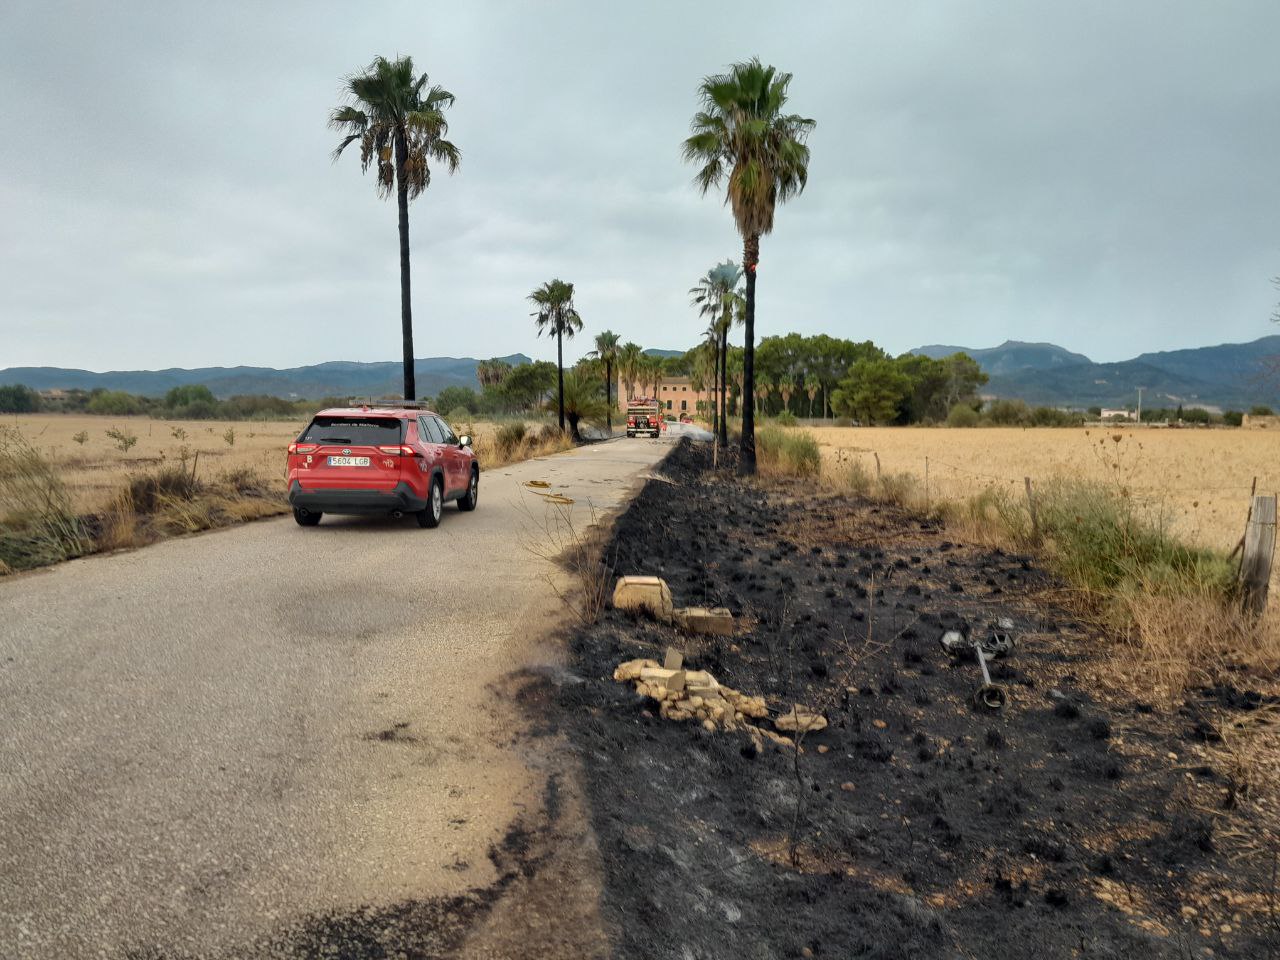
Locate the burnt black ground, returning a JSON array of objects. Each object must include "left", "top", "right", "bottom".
[{"left": 562, "top": 440, "right": 1280, "bottom": 960}]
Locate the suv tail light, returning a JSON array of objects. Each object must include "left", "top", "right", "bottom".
[
  {"left": 289, "top": 443, "right": 317, "bottom": 455},
  {"left": 379, "top": 445, "right": 422, "bottom": 457}
]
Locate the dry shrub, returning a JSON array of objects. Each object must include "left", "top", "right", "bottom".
[
  {"left": 495, "top": 422, "right": 528, "bottom": 459},
  {"left": 126, "top": 464, "right": 201, "bottom": 513},
  {"left": 0, "top": 426, "right": 88, "bottom": 571},
  {"left": 152, "top": 494, "right": 217, "bottom": 535},
  {"left": 98, "top": 490, "right": 141, "bottom": 551},
  {"left": 521, "top": 498, "right": 614, "bottom": 626},
  {"left": 1111, "top": 580, "right": 1279, "bottom": 704},
  {"left": 471, "top": 422, "right": 573, "bottom": 470},
  {"left": 877, "top": 471, "right": 918, "bottom": 507}
]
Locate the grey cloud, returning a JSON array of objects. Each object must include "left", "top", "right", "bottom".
[{"left": 2, "top": 1, "right": 1278, "bottom": 371}]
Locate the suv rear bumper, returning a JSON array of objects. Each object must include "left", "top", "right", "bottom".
[{"left": 288, "top": 481, "right": 428, "bottom": 515}]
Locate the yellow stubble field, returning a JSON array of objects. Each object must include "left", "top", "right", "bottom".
[
  {"left": 809, "top": 424, "right": 1280, "bottom": 555},
  {"left": 3, "top": 413, "right": 531, "bottom": 515}
]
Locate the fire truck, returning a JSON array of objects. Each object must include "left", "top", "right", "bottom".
[{"left": 625, "top": 398, "right": 662, "bottom": 438}]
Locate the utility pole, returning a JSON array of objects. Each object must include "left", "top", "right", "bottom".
[{"left": 1136, "top": 386, "right": 1143, "bottom": 424}]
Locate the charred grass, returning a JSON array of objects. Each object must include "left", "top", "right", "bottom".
[{"left": 562, "top": 440, "right": 1280, "bottom": 959}]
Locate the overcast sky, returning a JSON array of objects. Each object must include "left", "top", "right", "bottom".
[{"left": 3, "top": 1, "right": 1278, "bottom": 372}]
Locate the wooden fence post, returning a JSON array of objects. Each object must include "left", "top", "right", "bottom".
[
  {"left": 1024, "top": 477, "right": 1040, "bottom": 543},
  {"left": 924, "top": 456, "right": 930, "bottom": 512},
  {"left": 1240, "top": 494, "right": 1277, "bottom": 616},
  {"left": 873, "top": 452, "right": 881, "bottom": 481}
]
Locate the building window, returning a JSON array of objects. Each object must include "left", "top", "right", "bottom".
[
  {"left": 666, "top": 400, "right": 673, "bottom": 410},
  {"left": 681, "top": 400, "right": 687, "bottom": 411}
]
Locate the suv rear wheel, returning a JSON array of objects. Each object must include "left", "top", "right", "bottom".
[
  {"left": 293, "top": 508, "right": 321, "bottom": 527},
  {"left": 458, "top": 468, "right": 479, "bottom": 511},
  {"left": 417, "top": 477, "right": 443, "bottom": 528}
]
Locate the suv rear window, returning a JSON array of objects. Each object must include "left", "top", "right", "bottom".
[{"left": 300, "top": 416, "right": 404, "bottom": 446}]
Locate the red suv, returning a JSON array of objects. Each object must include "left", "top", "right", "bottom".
[{"left": 287, "top": 404, "right": 479, "bottom": 528}]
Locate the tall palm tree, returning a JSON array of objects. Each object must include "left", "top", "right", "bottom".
[
  {"left": 700, "top": 322, "right": 721, "bottom": 436},
  {"left": 756, "top": 378, "right": 773, "bottom": 416},
  {"left": 779, "top": 375, "right": 795, "bottom": 416},
  {"left": 528, "top": 279, "right": 583, "bottom": 432},
  {"left": 691, "top": 342, "right": 716, "bottom": 423},
  {"left": 589, "top": 330, "right": 621, "bottom": 434},
  {"left": 805, "top": 376, "right": 820, "bottom": 418},
  {"left": 330, "top": 55, "right": 461, "bottom": 400},
  {"left": 477, "top": 358, "right": 513, "bottom": 389},
  {"left": 689, "top": 260, "right": 743, "bottom": 449},
  {"left": 683, "top": 57, "right": 814, "bottom": 472},
  {"left": 618, "top": 342, "right": 643, "bottom": 402}
]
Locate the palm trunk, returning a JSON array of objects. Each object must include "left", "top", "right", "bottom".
[
  {"left": 604, "top": 360, "right": 613, "bottom": 433},
  {"left": 718, "top": 326, "right": 729, "bottom": 448},
  {"left": 556, "top": 327, "right": 565, "bottom": 432},
  {"left": 394, "top": 131, "right": 415, "bottom": 400},
  {"left": 740, "top": 235, "right": 759, "bottom": 473}
]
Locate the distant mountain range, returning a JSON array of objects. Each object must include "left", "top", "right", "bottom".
[
  {"left": 911, "top": 336, "right": 1280, "bottom": 410},
  {"left": 8, "top": 335, "right": 1277, "bottom": 410},
  {"left": 0, "top": 355, "right": 531, "bottom": 400}
]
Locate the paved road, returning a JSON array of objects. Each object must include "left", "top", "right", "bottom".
[{"left": 0, "top": 437, "right": 671, "bottom": 959}]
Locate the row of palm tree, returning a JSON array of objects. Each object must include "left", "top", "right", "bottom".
[
  {"left": 682, "top": 58, "right": 815, "bottom": 473},
  {"left": 689, "top": 261, "right": 742, "bottom": 448},
  {"left": 329, "top": 53, "right": 814, "bottom": 462}
]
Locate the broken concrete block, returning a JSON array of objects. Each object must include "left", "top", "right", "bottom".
[
  {"left": 674, "top": 606, "right": 735, "bottom": 636},
  {"left": 612, "top": 576, "right": 674, "bottom": 622},
  {"left": 774, "top": 706, "right": 828, "bottom": 734},
  {"left": 613, "top": 658, "right": 659, "bottom": 682},
  {"left": 663, "top": 647, "right": 684, "bottom": 670}
]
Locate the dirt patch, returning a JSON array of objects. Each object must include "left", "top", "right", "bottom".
[{"left": 561, "top": 440, "right": 1280, "bottom": 959}]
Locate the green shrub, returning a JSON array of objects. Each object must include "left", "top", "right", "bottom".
[
  {"left": 1222, "top": 410, "right": 1243, "bottom": 427},
  {"left": 1034, "top": 480, "right": 1234, "bottom": 597},
  {"left": 983, "top": 398, "right": 1030, "bottom": 426},
  {"left": 1249, "top": 405, "right": 1274, "bottom": 417},
  {"left": 946, "top": 404, "right": 980, "bottom": 428},
  {"left": 1029, "top": 406, "right": 1081, "bottom": 427},
  {"left": 757, "top": 426, "right": 821, "bottom": 477},
  {"left": 87, "top": 390, "right": 144, "bottom": 416},
  {"left": 447, "top": 406, "right": 471, "bottom": 427},
  {"left": 105, "top": 426, "right": 138, "bottom": 453},
  {"left": 0, "top": 384, "right": 41, "bottom": 413},
  {"left": 773, "top": 410, "right": 798, "bottom": 427}
]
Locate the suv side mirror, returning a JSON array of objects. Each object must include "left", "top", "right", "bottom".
[{"left": 459, "top": 435, "right": 471, "bottom": 448}]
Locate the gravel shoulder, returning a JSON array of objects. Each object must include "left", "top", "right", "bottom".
[{"left": 0, "top": 437, "right": 668, "bottom": 959}]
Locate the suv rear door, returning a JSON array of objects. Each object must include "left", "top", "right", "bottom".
[
  {"left": 297, "top": 416, "right": 406, "bottom": 490},
  {"left": 430, "top": 416, "right": 467, "bottom": 494}
]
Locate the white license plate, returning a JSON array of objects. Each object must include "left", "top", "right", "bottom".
[{"left": 327, "top": 456, "right": 370, "bottom": 467}]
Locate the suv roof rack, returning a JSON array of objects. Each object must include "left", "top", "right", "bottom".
[{"left": 358, "top": 400, "right": 432, "bottom": 410}]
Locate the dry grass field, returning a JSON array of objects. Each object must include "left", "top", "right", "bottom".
[
  {"left": 2, "top": 413, "right": 569, "bottom": 515},
  {"left": 809, "top": 424, "right": 1280, "bottom": 556},
  {"left": 4, "top": 414, "right": 305, "bottom": 514}
]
